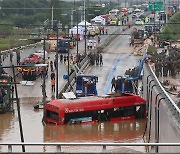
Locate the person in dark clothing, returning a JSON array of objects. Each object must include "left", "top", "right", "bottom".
[
  {"left": 99, "top": 54, "right": 103, "bottom": 66},
  {"left": 10, "top": 52, "right": 13, "bottom": 63},
  {"left": 41, "top": 84, "right": 47, "bottom": 97},
  {"left": 45, "top": 66, "right": 48, "bottom": 78},
  {"left": 40, "top": 69, "right": 44, "bottom": 79},
  {"left": 50, "top": 61, "right": 53, "bottom": 72},
  {"left": 96, "top": 54, "right": 99, "bottom": 65},
  {"left": 51, "top": 79, "right": 55, "bottom": 92},
  {"left": 64, "top": 55, "right": 67, "bottom": 64},
  {"left": 16, "top": 51, "right": 21, "bottom": 65},
  {"left": 70, "top": 54, "right": 73, "bottom": 61},
  {"left": 54, "top": 58, "right": 57, "bottom": 69},
  {"left": 111, "top": 77, "right": 116, "bottom": 92},
  {"left": 51, "top": 71, "right": 55, "bottom": 80},
  {"left": 60, "top": 54, "right": 63, "bottom": 63},
  {"left": 66, "top": 55, "right": 69, "bottom": 62},
  {"left": 98, "top": 35, "right": 100, "bottom": 44},
  {"left": 102, "top": 27, "right": 104, "bottom": 35}
]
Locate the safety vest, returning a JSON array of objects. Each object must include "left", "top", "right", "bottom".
[
  {"left": 118, "top": 21, "right": 121, "bottom": 26},
  {"left": 18, "top": 67, "right": 22, "bottom": 72},
  {"left": 51, "top": 79, "right": 55, "bottom": 86},
  {"left": 145, "top": 17, "right": 149, "bottom": 23},
  {"left": 141, "top": 21, "right": 145, "bottom": 27}
]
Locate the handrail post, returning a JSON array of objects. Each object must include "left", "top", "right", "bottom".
[
  {"left": 156, "top": 97, "right": 165, "bottom": 153},
  {"left": 57, "top": 145, "right": 61, "bottom": 152},
  {"left": 8, "top": 145, "right": 12, "bottom": 153},
  {"left": 102, "top": 145, "right": 106, "bottom": 151}
]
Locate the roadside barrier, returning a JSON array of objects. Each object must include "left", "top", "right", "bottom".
[
  {"left": 58, "top": 55, "right": 90, "bottom": 98},
  {"left": 142, "top": 45, "right": 180, "bottom": 153},
  {"left": 2, "top": 142, "right": 180, "bottom": 153}
]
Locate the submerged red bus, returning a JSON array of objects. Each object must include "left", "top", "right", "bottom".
[{"left": 45, "top": 93, "right": 146, "bottom": 125}]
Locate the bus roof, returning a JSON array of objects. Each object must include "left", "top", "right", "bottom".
[{"left": 46, "top": 93, "right": 146, "bottom": 113}]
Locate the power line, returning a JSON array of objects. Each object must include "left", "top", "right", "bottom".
[
  {"left": 0, "top": 32, "right": 180, "bottom": 37},
  {"left": 0, "top": 22, "right": 180, "bottom": 27}
]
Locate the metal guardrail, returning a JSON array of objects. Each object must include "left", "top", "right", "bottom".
[
  {"left": 144, "top": 63, "right": 180, "bottom": 121},
  {"left": 58, "top": 55, "right": 90, "bottom": 98},
  {"left": 148, "top": 65, "right": 180, "bottom": 114},
  {"left": 143, "top": 60, "right": 180, "bottom": 153},
  {"left": 2, "top": 142, "right": 180, "bottom": 153}
]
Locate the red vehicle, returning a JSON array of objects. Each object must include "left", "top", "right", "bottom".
[
  {"left": 45, "top": 93, "right": 146, "bottom": 125},
  {"left": 121, "top": 8, "right": 127, "bottom": 16},
  {"left": 18, "top": 54, "right": 44, "bottom": 81}
]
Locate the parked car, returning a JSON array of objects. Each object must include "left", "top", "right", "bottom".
[
  {"left": 127, "top": 8, "right": 134, "bottom": 14},
  {"left": 87, "top": 40, "right": 97, "bottom": 49},
  {"left": 34, "top": 50, "right": 48, "bottom": 59},
  {"left": 135, "top": 19, "right": 142, "bottom": 25},
  {"left": 132, "top": 13, "right": 141, "bottom": 18}
]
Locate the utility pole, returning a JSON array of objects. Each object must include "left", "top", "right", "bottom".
[
  {"left": 85, "top": 8, "right": 87, "bottom": 55},
  {"left": 67, "top": 47, "right": 70, "bottom": 90},
  {"left": 42, "top": 37, "right": 47, "bottom": 127},
  {"left": 12, "top": 65, "right": 25, "bottom": 152},
  {"left": 51, "top": 6, "right": 54, "bottom": 30},
  {"left": 118, "top": 0, "right": 120, "bottom": 10},
  {"left": 43, "top": 38, "right": 46, "bottom": 99},
  {"left": 56, "top": 27, "right": 59, "bottom": 98},
  {"left": 153, "top": 1, "right": 156, "bottom": 37},
  {"left": 76, "top": 10, "right": 79, "bottom": 64},
  {"left": 83, "top": 0, "right": 85, "bottom": 21}
]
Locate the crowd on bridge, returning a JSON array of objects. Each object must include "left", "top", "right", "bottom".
[
  {"left": 149, "top": 46, "right": 180, "bottom": 78},
  {"left": 88, "top": 52, "right": 103, "bottom": 66}
]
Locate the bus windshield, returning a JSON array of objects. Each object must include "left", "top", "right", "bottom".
[{"left": 46, "top": 110, "right": 59, "bottom": 121}]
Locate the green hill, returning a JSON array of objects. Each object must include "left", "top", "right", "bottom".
[{"left": 159, "top": 11, "right": 180, "bottom": 40}]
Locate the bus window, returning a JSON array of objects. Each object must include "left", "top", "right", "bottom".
[
  {"left": 123, "top": 106, "right": 135, "bottom": 117},
  {"left": 64, "top": 110, "right": 98, "bottom": 124},
  {"left": 135, "top": 105, "right": 145, "bottom": 118},
  {"left": 46, "top": 110, "right": 59, "bottom": 121}
]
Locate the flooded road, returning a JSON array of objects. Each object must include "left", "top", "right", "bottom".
[
  {"left": 0, "top": 98, "right": 146, "bottom": 153},
  {"left": 0, "top": 25, "right": 147, "bottom": 152}
]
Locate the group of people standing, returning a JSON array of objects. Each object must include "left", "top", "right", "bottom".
[
  {"left": 88, "top": 52, "right": 103, "bottom": 66},
  {"left": 150, "top": 47, "right": 180, "bottom": 78}
]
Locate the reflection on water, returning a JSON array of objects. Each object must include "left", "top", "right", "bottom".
[
  {"left": 44, "top": 120, "right": 146, "bottom": 142},
  {"left": 0, "top": 113, "right": 14, "bottom": 141},
  {"left": 0, "top": 97, "right": 146, "bottom": 152}
]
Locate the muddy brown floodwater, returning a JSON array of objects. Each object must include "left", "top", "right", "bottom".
[{"left": 0, "top": 98, "right": 146, "bottom": 153}]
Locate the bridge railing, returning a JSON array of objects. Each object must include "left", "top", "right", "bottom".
[
  {"left": 1, "top": 142, "right": 180, "bottom": 153},
  {"left": 142, "top": 62, "right": 180, "bottom": 153}
]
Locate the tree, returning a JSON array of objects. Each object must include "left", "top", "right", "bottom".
[
  {"left": 0, "top": 20, "right": 13, "bottom": 38},
  {"left": 159, "top": 11, "right": 180, "bottom": 40},
  {"left": 0, "top": 0, "right": 48, "bottom": 26}
]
